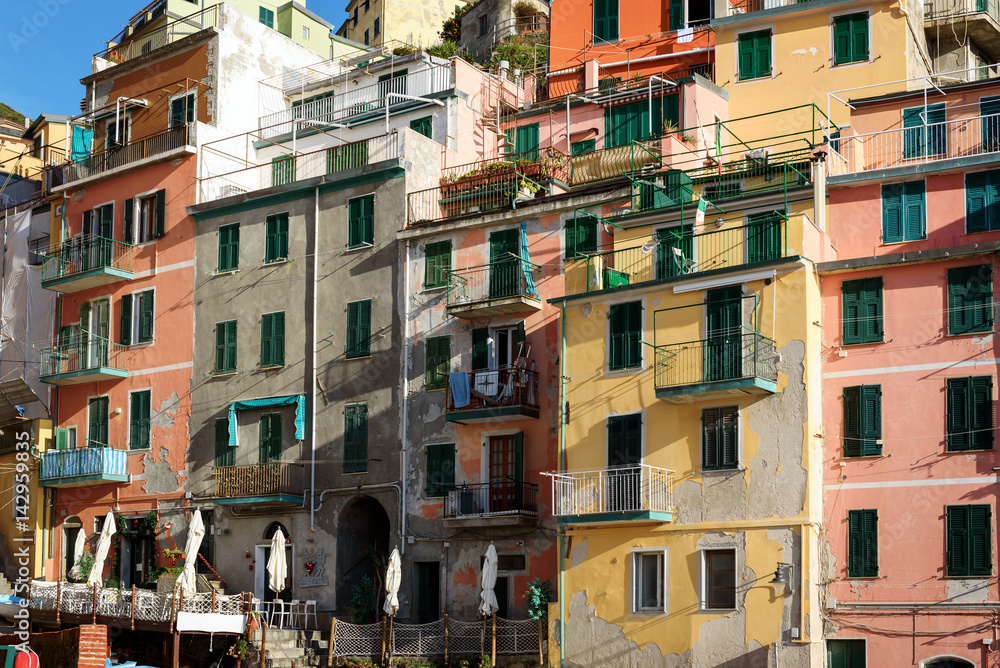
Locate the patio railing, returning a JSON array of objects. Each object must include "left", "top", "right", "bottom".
[
  {"left": 653, "top": 331, "right": 778, "bottom": 390},
  {"left": 549, "top": 465, "right": 674, "bottom": 516}
]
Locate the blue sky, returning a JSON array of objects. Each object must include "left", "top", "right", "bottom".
[{"left": 0, "top": 0, "right": 347, "bottom": 122}]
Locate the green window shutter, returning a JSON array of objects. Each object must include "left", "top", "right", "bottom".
[
  {"left": 966, "top": 172, "right": 992, "bottom": 232},
  {"left": 426, "top": 336, "right": 450, "bottom": 390},
  {"left": 833, "top": 15, "right": 851, "bottom": 65},
  {"left": 259, "top": 413, "right": 282, "bottom": 463},
  {"left": 703, "top": 407, "right": 738, "bottom": 470},
  {"left": 261, "top": 312, "right": 285, "bottom": 367},
  {"left": 138, "top": 290, "right": 154, "bottom": 343},
  {"left": 272, "top": 156, "right": 295, "bottom": 186},
  {"left": 971, "top": 376, "right": 994, "bottom": 450},
  {"left": 594, "top": 0, "right": 618, "bottom": 42},
  {"left": 663, "top": 93, "right": 680, "bottom": 129},
  {"left": 344, "top": 404, "right": 369, "bottom": 473},
  {"left": 738, "top": 31, "right": 771, "bottom": 80},
  {"left": 847, "top": 509, "right": 878, "bottom": 577},
  {"left": 410, "top": 116, "right": 433, "bottom": 139},
  {"left": 720, "top": 406, "right": 738, "bottom": 468},
  {"left": 361, "top": 196, "right": 374, "bottom": 246},
  {"left": 348, "top": 195, "right": 375, "bottom": 248},
  {"left": 154, "top": 189, "right": 166, "bottom": 238},
  {"left": 120, "top": 294, "right": 133, "bottom": 346},
  {"left": 265, "top": 214, "right": 288, "bottom": 262},
  {"left": 328, "top": 141, "right": 369, "bottom": 173},
  {"left": 214, "top": 419, "right": 234, "bottom": 467},
  {"left": 834, "top": 13, "right": 868, "bottom": 65},
  {"left": 607, "top": 301, "right": 642, "bottom": 370},
  {"left": 566, "top": 216, "right": 597, "bottom": 258},
  {"left": 902, "top": 181, "right": 926, "bottom": 240},
  {"left": 571, "top": 139, "right": 595, "bottom": 156},
  {"left": 949, "top": 265, "right": 994, "bottom": 335},
  {"left": 947, "top": 377, "right": 972, "bottom": 451},
  {"left": 904, "top": 104, "right": 947, "bottom": 158},
  {"left": 607, "top": 414, "right": 641, "bottom": 467},
  {"left": 980, "top": 96, "right": 1000, "bottom": 149},
  {"left": 88, "top": 396, "right": 108, "bottom": 448},
  {"left": 745, "top": 211, "right": 782, "bottom": 263},
  {"left": 504, "top": 128, "right": 516, "bottom": 159},
  {"left": 669, "top": 0, "right": 683, "bottom": 30},
  {"left": 842, "top": 385, "right": 861, "bottom": 457},
  {"left": 881, "top": 184, "right": 903, "bottom": 242},
  {"left": 99, "top": 204, "right": 113, "bottom": 238},
  {"left": 123, "top": 198, "right": 134, "bottom": 244},
  {"left": 425, "top": 240, "right": 451, "bottom": 288},
  {"left": 516, "top": 124, "right": 540, "bottom": 161},
  {"left": 754, "top": 31, "right": 771, "bottom": 79},
  {"left": 218, "top": 224, "right": 239, "bottom": 272},
  {"left": 842, "top": 278, "right": 882, "bottom": 344},
  {"left": 970, "top": 504, "right": 993, "bottom": 576},
  {"left": 948, "top": 505, "right": 971, "bottom": 576},
  {"left": 851, "top": 13, "right": 869, "bottom": 62},
  {"left": 216, "top": 321, "right": 237, "bottom": 373},
  {"left": 55, "top": 427, "right": 69, "bottom": 451},
  {"left": 738, "top": 33, "right": 755, "bottom": 81},
  {"left": 471, "top": 327, "right": 489, "bottom": 370},
  {"left": 426, "top": 443, "right": 455, "bottom": 496},
  {"left": 129, "top": 390, "right": 150, "bottom": 450},
  {"left": 347, "top": 300, "right": 372, "bottom": 358},
  {"left": 859, "top": 385, "right": 882, "bottom": 456}
]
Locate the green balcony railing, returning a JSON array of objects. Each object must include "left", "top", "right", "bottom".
[
  {"left": 39, "top": 337, "right": 128, "bottom": 382},
  {"left": 685, "top": 149, "right": 812, "bottom": 204},
  {"left": 447, "top": 258, "right": 540, "bottom": 308},
  {"left": 40, "top": 235, "right": 136, "bottom": 284},
  {"left": 653, "top": 331, "right": 778, "bottom": 390}
]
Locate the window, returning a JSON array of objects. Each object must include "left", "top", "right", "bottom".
[
  {"left": 425, "top": 336, "right": 450, "bottom": 390},
  {"left": 566, "top": 216, "right": 597, "bottom": 259},
  {"left": 833, "top": 12, "right": 869, "bottom": 65},
  {"left": 745, "top": 210, "right": 782, "bottom": 263},
  {"left": 966, "top": 169, "right": 1000, "bottom": 232},
  {"left": 374, "top": 17, "right": 380, "bottom": 36},
  {"left": 259, "top": 413, "right": 282, "bottom": 463},
  {"left": 215, "top": 320, "right": 237, "bottom": 373},
  {"left": 364, "top": 28, "right": 370, "bottom": 45},
  {"left": 881, "top": 181, "right": 925, "bottom": 242},
  {"left": 593, "top": 0, "right": 618, "bottom": 42},
  {"left": 946, "top": 376, "right": 994, "bottom": 451},
  {"left": 604, "top": 99, "right": 666, "bottom": 148},
  {"left": 265, "top": 213, "right": 289, "bottom": 263},
  {"left": 214, "top": 418, "right": 234, "bottom": 467},
  {"left": 272, "top": 155, "right": 296, "bottom": 186},
  {"left": 302, "top": 25, "right": 310, "bottom": 38},
  {"left": 259, "top": 6, "right": 274, "bottom": 27},
  {"left": 424, "top": 240, "right": 451, "bottom": 288},
  {"left": 88, "top": 396, "right": 109, "bottom": 448},
  {"left": 702, "top": 406, "right": 738, "bottom": 470},
  {"left": 632, "top": 551, "right": 666, "bottom": 613},
  {"left": 344, "top": 403, "right": 368, "bottom": 473},
  {"left": 353, "top": 7, "right": 358, "bottom": 25},
  {"left": 327, "top": 141, "right": 368, "bottom": 173},
  {"left": 703, "top": 549, "right": 736, "bottom": 609},
  {"left": 129, "top": 390, "right": 151, "bottom": 450},
  {"left": 737, "top": 30, "right": 771, "bottom": 81},
  {"left": 607, "top": 413, "right": 641, "bottom": 467},
  {"left": 847, "top": 509, "right": 878, "bottom": 577},
  {"left": 364, "top": 0, "right": 370, "bottom": 11},
  {"left": 105, "top": 115, "right": 129, "bottom": 149},
  {"left": 426, "top": 443, "right": 455, "bottom": 496},
  {"left": 504, "top": 123, "right": 540, "bottom": 160},
  {"left": 946, "top": 504, "right": 992, "bottom": 576},
  {"left": 981, "top": 96, "right": 1000, "bottom": 151},
  {"left": 948, "top": 265, "right": 993, "bottom": 335},
  {"left": 260, "top": 312, "right": 285, "bottom": 367},
  {"left": 841, "top": 277, "right": 883, "bottom": 344},
  {"left": 169, "top": 93, "right": 194, "bottom": 128},
  {"left": 348, "top": 194, "right": 375, "bottom": 248},
  {"left": 218, "top": 223, "right": 240, "bottom": 272},
  {"left": 120, "top": 289, "right": 154, "bottom": 346},
  {"left": 479, "top": 15, "right": 488, "bottom": 35},
  {"left": 410, "top": 116, "right": 433, "bottom": 139},
  {"left": 608, "top": 301, "right": 642, "bottom": 370},
  {"left": 346, "top": 300, "right": 372, "bottom": 358},
  {"left": 125, "top": 190, "right": 166, "bottom": 245},
  {"left": 827, "top": 640, "right": 865, "bottom": 668},
  {"left": 571, "top": 139, "right": 595, "bottom": 155},
  {"left": 842, "top": 385, "right": 882, "bottom": 457},
  {"left": 903, "top": 103, "right": 946, "bottom": 158},
  {"left": 32, "top": 136, "right": 42, "bottom": 160}
]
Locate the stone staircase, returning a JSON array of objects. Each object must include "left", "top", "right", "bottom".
[
  {"left": 249, "top": 627, "right": 330, "bottom": 668},
  {"left": 0, "top": 571, "right": 14, "bottom": 596}
]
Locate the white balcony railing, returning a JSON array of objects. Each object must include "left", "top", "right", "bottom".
[
  {"left": 828, "top": 113, "right": 1000, "bottom": 177},
  {"left": 548, "top": 465, "right": 674, "bottom": 517},
  {"left": 257, "top": 65, "right": 455, "bottom": 140}
]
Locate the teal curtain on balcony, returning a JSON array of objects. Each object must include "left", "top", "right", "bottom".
[
  {"left": 519, "top": 222, "right": 536, "bottom": 295},
  {"left": 71, "top": 126, "right": 93, "bottom": 161},
  {"left": 228, "top": 395, "right": 305, "bottom": 446}
]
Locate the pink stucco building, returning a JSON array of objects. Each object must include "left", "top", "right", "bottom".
[{"left": 821, "top": 75, "right": 1000, "bottom": 668}]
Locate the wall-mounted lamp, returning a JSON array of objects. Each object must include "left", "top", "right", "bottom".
[
  {"left": 715, "top": 217, "right": 725, "bottom": 228},
  {"left": 770, "top": 562, "right": 793, "bottom": 593}
]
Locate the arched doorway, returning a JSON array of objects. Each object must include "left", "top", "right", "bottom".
[
  {"left": 255, "top": 522, "right": 293, "bottom": 603},
  {"left": 62, "top": 516, "right": 84, "bottom": 581},
  {"left": 922, "top": 658, "right": 974, "bottom": 668},
  {"left": 336, "top": 496, "right": 391, "bottom": 613}
]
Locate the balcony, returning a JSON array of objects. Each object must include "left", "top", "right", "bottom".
[
  {"left": 654, "top": 331, "right": 778, "bottom": 402},
  {"left": 926, "top": 0, "right": 1000, "bottom": 60},
  {"left": 40, "top": 235, "right": 135, "bottom": 293},
  {"left": 549, "top": 465, "right": 674, "bottom": 524},
  {"left": 445, "top": 259, "right": 541, "bottom": 319},
  {"left": 59, "top": 124, "right": 194, "bottom": 188},
  {"left": 257, "top": 65, "right": 456, "bottom": 140},
  {"left": 725, "top": 0, "right": 819, "bottom": 17},
  {"left": 39, "top": 447, "right": 129, "bottom": 488},
  {"left": 39, "top": 339, "right": 128, "bottom": 386},
  {"left": 444, "top": 481, "right": 539, "bottom": 527},
  {"left": 198, "top": 133, "right": 400, "bottom": 203},
  {"left": 827, "top": 113, "right": 1000, "bottom": 179},
  {"left": 445, "top": 366, "right": 540, "bottom": 423},
  {"left": 95, "top": 4, "right": 219, "bottom": 70},
  {"left": 213, "top": 462, "right": 304, "bottom": 505}
]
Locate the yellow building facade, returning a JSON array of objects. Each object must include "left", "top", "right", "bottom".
[
  {"left": 337, "top": 0, "right": 473, "bottom": 48},
  {"left": 548, "top": 143, "right": 829, "bottom": 666}
]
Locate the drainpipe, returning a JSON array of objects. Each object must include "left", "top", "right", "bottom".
[
  {"left": 399, "top": 238, "right": 412, "bottom": 555},
  {"left": 558, "top": 297, "right": 567, "bottom": 668},
  {"left": 310, "top": 187, "right": 319, "bottom": 532}
]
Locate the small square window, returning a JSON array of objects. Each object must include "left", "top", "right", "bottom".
[
  {"left": 703, "top": 549, "right": 736, "bottom": 609},
  {"left": 632, "top": 551, "right": 666, "bottom": 613}
]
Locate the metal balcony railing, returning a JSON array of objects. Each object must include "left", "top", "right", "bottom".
[
  {"left": 447, "top": 258, "right": 540, "bottom": 307},
  {"left": 198, "top": 133, "right": 400, "bottom": 203},
  {"left": 727, "top": 0, "right": 816, "bottom": 15},
  {"left": 95, "top": 4, "right": 220, "bottom": 67},
  {"left": 827, "top": 113, "right": 1000, "bottom": 177},
  {"left": 445, "top": 366, "right": 540, "bottom": 412},
  {"left": 445, "top": 480, "right": 539, "bottom": 518},
  {"left": 63, "top": 124, "right": 192, "bottom": 184},
  {"left": 40, "top": 447, "right": 127, "bottom": 484},
  {"left": 653, "top": 331, "right": 778, "bottom": 390},
  {"left": 39, "top": 337, "right": 128, "bottom": 379},
  {"left": 549, "top": 465, "right": 674, "bottom": 516},
  {"left": 40, "top": 234, "right": 136, "bottom": 283},
  {"left": 926, "top": 0, "right": 1000, "bottom": 21},
  {"left": 257, "top": 65, "right": 455, "bottom": 139},
  {"left": 213, "top": 462, "right": 304, "bottom": 499}
]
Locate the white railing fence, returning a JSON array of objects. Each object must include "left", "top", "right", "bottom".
[{"left": 549, "top": 465, "right": 675, "bottom": 516}]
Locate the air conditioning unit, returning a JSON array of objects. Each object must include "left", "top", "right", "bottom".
[{"left": 744, "top": 146, "right": 772, "bottom": 167}]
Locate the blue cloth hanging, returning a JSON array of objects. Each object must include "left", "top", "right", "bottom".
[
  {"left": 228, "top": 395, "right": 305, "bottom": 446},
  {"left": 519, "top": 221, "right": 536, "bottom": 295},
  {"left": 71, "top": 125, "right": 93, "bottom": 161},
  {"left": 450, "top": 372, "right": 471, "bottom": 409}
]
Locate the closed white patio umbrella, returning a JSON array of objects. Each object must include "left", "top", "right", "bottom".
[
  {"left": 479, "top": 543, "right": 499, "bottom": 616},
  {"left": 87, "top": 511, "right": 116, "bottom": 587},
  {"left": 176, "top": 510, "right": 205, "bottom": 597},
  {"left": 71, "top": 528, "right": 86, "bottom": 571},
  {"left": 267, "top": 528, "right": 288, "bottom": 594},
  {"left": 383, "top": 548, "right": 401, "bottom": 616}
]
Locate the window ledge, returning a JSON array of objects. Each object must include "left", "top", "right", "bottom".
[
  {"left": 125, "top": 342, "right": 154, "bottom": 349},
  {"left": 210, "top": 370, "right": 237, "bottom": 377},
  {"left": 345, "top": 354, "right": 372, "bottom": 361},
  {"left": 943, "top": 447, "right": 995, "bottom": 454},
  {"left": 830, "top": 59, "right": 872, "bottom": 69},
  {"left": 264, "top": 258, "right": 291, "bottom": 266},
  {"left": 697, "top": 607, "right": 737, "bottom": 615},
  {"left": 423, "top": 285, "right": 448, "bottom": 293},
  {"left": 946, "top": 330, "right": 994, "bottom": 338},
  {"left": 629, "top": 610, "right": 667, "bottom": 617},
  {"left": 344, "top": 243, "right": 376, "bottom": 254},
  {"left": 212, "top": 269, "right": 241, "bottom": 277},
  {"left": 700, "top": 467, "right": 744, "bottom": 476},
  {"left": 127, "top": 448, "right": 151, "bottom": 453},
  {"left": 841, "top": 454, "right": 884, "bottom": 460},
  {"left": 840, "top": 339, "right": 884, "bottom": 347},
  {"left": 342, "top": 471, "right": 369, "bottom": 476},
  {"left": 258, "top": 364, "right": 285, "bottom": 371},
  {"left": 605, "top": 365, "right": 645, "bottom": 378},
  {"left": 425, "top": 386, "right": 446, "bottom": 393}
]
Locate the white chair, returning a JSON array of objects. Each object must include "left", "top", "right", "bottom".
[
  {"left": 672, "top": 247, "right": 697, "bottom": 275},
  {"left": 289, "top": 599, "right": 302, "bottom": 628},
  {"left": 302, "top": 600, "right": 318, "bottom": 630},
  {"left": 270, "top": 598, "right": 291, "bottom": 628}
]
